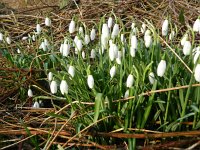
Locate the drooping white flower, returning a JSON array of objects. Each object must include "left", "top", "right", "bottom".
[
  {"left": 44, "top": 38, "right": 50, "bottom": 49},
  {"left": 0, "top": 32, "right": 3, "bottom": 41},
  {"left": 101, "top": 34, "right": 108, "bottom": 52},
  {"left": 121, "top": 34, "right": 125, "bottom": 44},
  {"left": 90, "top": 28, "right": 96, "bottom": 41},
  {"left": 90, "top": 49, "right": 96, "bottom": 58},
  {"left": 50, "top": 80, "right": 58, "bottom": 94},
  {"left": 22, "top": 36, "right": 28, "bottom": 41},
  {"left": 107, "top": 17, "right": 113, "bottom": 28},
  {"left": 36, "top": 24, "right": 42, "bottom": 34},
  {"left": 169, "top": 31, "right": 175, "bottom": 41},
  {"left": 75, "top": 39, "right": 83, "bottom": 52},
  {"left": 116, "top": 51, "right": 122, "bottom": 64},
  {"left": 111, "top": 24, "right": 119, "bottom": 38},
  {"left": 32, "top": 34, "right": 36, "bottom": 41},
  {"left": 68, "top": 65, "right": 75, "bottom": 78},
  {"left": 82, "top": 51, "right": 86, "bottom": 59},
  {"left": 183, "top": 41, "right": 192, "bottom": 56},
  {"left": 84, "top": 34, "right": 90, "bottom": 45},
  {"left": 6, "top": 37, "right": 11, "bottom": 44},
  {"left": 124, "top": 90, "right": 129, "bottom": 98},
  {"left": 87, "top": 75, "right": 94, "bottom": 89},
  {"left": 79, "top": 26, "right": 84, "bottom": 35},
  {"left": 193, "top": 18, "right": 200, "bottom": 32},
  {"left": 62, "top": 43, "right": 70, "bottom": 57},
  {"left": 110, "top": 66, "right": 116, "bottom": 78},
  {"left": 162, "top": 19, "right": 169, "bottom": 36},
  {"left": 28, "top": 88, "right": 33, "bottom": 97},
  {"left": 69, "top": 20, "right": 76, "bottom": 34},
  {"left": 109, "top": 43, "right": 118, "bottom": 61},
  {"left": 60, "top": 80, "right": 68, "bottom": 95},
  {"left": 157, "top": 60, "right": 167, "bottom": 77},
  {"left": 194, "top": 64, "right": 200, "bottom": 82},
  {"left": 181, "top": 34, "right": 188, "bottom": 46},
  {"left": 144, "top": 35, "right": 152, "bottom": 48},
  {"left": 141, "top": 23, "right": 146, "bottom": 34},
  {"left": 33, "top": 101, "right": 40, "bottom": 108},
  {"left": 131, "top": 35, "right": 137, "bottom": 49},
  {"left": 144, "top": 29, "right": 151, "bottom": 37},
  {"left": 45, "top": 17, "right": 51, "bottom": 27},
  {"left": 126, "top": 74, "right": 134, "bottom": 88},
  {"left": 59, "top": 44, "right": 64, "bottom": 53},
  {"left": 148, "top": 72, "right": 155, "bottom": 84},
  {"left": 194, "top": 51, "right": 200, "bottom": 64},
  {"left": 102, "top": 23, "right": 109, "bottom": 38},
  {"left": 39, "top": 42, "right": 47, "bottom": 51},
  {"left": 17, "top": 48, "right": 21, "bottom": 54},
  {"left": 130, "top": 46, "right": 136, "bottom": 57},
  {"left": 48, "top": 72, "right": 53, "bottom": 81}
]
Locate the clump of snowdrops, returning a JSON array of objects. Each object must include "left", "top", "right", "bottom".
[{"left": 1, "top": 14, "right": 200, "bottom": 148}]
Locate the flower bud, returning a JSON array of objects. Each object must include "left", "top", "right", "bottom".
[
  {"left": 79, "top": 26, "right": 84, "bottom": 35},
  {"left": 59, "top": 44, "right": 64, "bottom": 53},
  {"left": 84, "top": 34, "right": 90, "bottom": 45},
  {"left": 87, "top": 75, "right": 94, "bottom": 89},
  {"left": 111, "top": 24, "right": 119, "bottom": 38},
  {"left": 193, "top": 18, "right": 200, "bottom": 32},
  {"left": 162, "top": 19, "right": 169, "bottom": 36},
  {"left": 90, "top": 28, "right": 96, "bottom": 41},
  {"left": 131, "top": 35, "right": 137, "bottom": 49},
  {"left": 32, "top": 34, "right": 36, "bottom": 41},
  {"left": 75, "top": 39, "right": 83, "bottom": 52},
  {"left": 17, "top": 48, "right": 21, "bottom": 54},
  {"left": 126, "top": 74, "right": 134, "bottom": 88},
  {"left": 68, "top": 65, "right": 75, "bottom": 78},
  {"left": 69, "top": 20, "right": 76, "bottom": 34},
  {"left": 102, "top": 23, "right": 109, "bottom": 38},
  {"left": 101, "top": 34, "right": 108, "bottom": 52},
  {"left": 32, "top": 101, "right": 40, "bottom": 108},
  {"left": 109, "top": 43, "right": 118, "bottom": 61},
  {"left": 45, "top": 17, "right": 51, "bottom": 27},
  {"left": 148, "top": 72, "right": 155, "bottom": 84},
  {"left": 141, "top": 23, "right": 146, "bottom": 33},
  {"left": 157, "top": 60, "right": 166, "bottom": 77},
  {"left": 116, "top": 51, "right": 122, "bottom": 64},
  {"left": 130, "top": 46, "right": 136, "bottom": 57},
  {"left": 169, "top": 31, "right": 175, "bottom": 41},
  {"left": 90, "top": 49, "right": 96, "bottom": 58},
  {"left": 144, "top": 35, "right": 152, "bottom": 48},
  {"left": 181, "top": 34, "right": 188, "bottom": 46},
  {"left": 107, "top": 17, "right": 113, "bottom": 28},
  {"left": 124, "top": 90, "right": 129, "bottom": 98},
  {"left": 50, "top": 80, "right": 58, "bottom": 94},
  {"left": 82, "top": 51, "right": 86, "bottom": 59},
  {"left": 6, "top": 37, "right": 11, "bottom": 44},
  {"left": 110, "top": 66, "right": 116, "bottom": 78},
  {"left": 194, "top": 64, "right": 200, "bottom": 82},
  {"left": 48, "top": 72, "right": 53, "bottom": 81},
  {"left": 36, "top": 24, "right": 42, "bottom": 34},
  {"left": 63, "top": 43, "right": 70, "bottom": 57},
  {"left": 183, "top": 41, "right": 191, "bottom": 56},
  {"left": 60, "top": 80, "right": 68, "bottom": 95},
  {"left": 28, "top": 88, "right": 33, "bottom": 97}
]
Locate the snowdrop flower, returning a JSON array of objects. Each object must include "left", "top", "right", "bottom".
[
  {"left": 193, "top": 47, "right": 200, "bottom": 64},
  {"left": 124, "top": 90, "right": 129, "bottom": 98},
  {"left": 116, "top": 51, "right": 122, "bottom": 64},
  {"left": 101, "top": 34, "right": 108, "bottom": 52},
  {"left": 110, "top": 66, "right": 116, "bottom": 78},
  {"left": 130, "top": 46, "right": 136, "bottom": 57},
  {"left": 162, "top": 19, "right": 169, "bottom": 36},
  {"left": 0, "top": 32, "right": 3, "bottom": 41},
  {"left": 82, "top": 51, "right": 86, "bottom": 59},
  {"left": 62, "top": 43, "right": 70, "bottom": 57},
  {"left": 141, "top": 23, "right": 146, "bottom": 34},
  {"left": 69, "top": 20, "right": 76, "bottom": 34},
  {"left": 59, "top": 44, "right": 64, "bottom": 53},
  {"left": 144, "top": 29, "right": 151, "bottom": 37},
  {"left": 181, "top": 34, "right": 188, "bottom": 46},
  {"left": 107, "top": 17, "right": 113, "bottom": 28},
  {"left": 90, "top": 49, "right": 96, "bottom": 58},
  {"left": 44, "top": 39, "right": 49, "bottom": 48},
  {"left": 50, "top": 80, "right": 58, "bottom": 94},
  {"left": 121, "top": 34, "right": 125, "bottom": 44},
  {"left": 157, "top": 60, "right": 167, "bottom": 77},
  {"left": 144, "top": 35, "right": 152, "bottom": 48},
  {"left": 28, "top": 88, "right": 33, "bottom": 97},
  {"left": 90, "top": 28, "right": 96, "bottom": 41},
  {"left": 85, "top": 34, "right": 90, "bottom": 45},
  {"left": 148, "top": 72, "right": 155, "bottom": 84},
  {"left": 111, "top": 24, "right": 119, "bottom": 38},
  {"left": 193, "top": 18, "right": 200, "bottom": 32},
  {"left": 169, "top": 31, "right": 175, "bottom": 40},
  {"left": 109, "top": 43, "right": 118, "bottom": 61},
  {"left": 48, "top": 72, "right": 53, "bottom": 81},
  {"left": 32, "top": 101, "right": 40, "bottom": 108},
  {"left": 45, "top": 17, "right": 51, "bottom": 27},
  {"left": 131, "top": 22, "right": 137, "bottom": 33},
  {"left": 131, "top": 35, "right": 137, "bottom": 49},
  {"left": 32, "top": 34, "right": 36, "bottom": 41},
  {"left": 87, "top": 75, "right": 94, "bottom": 89},
  {"left": 17, "top": 48, "right": 21, "bottom": 54},
  {"left": 102, "top": 23, "right": 109, "bottom": 38},
  {"left": 6, "top": 37, "right": 11, "bottom": 44},
  {"left": 194, "top": 64, "right": 200, "bottom": 82},
  {"left": 126, "top": 74, "right": 134, "bottom": 88},
  {"left": 60, "top": 80, "right": 68, "bottom": 95},
  {"left": 68, "top": 65, "right": 75, "bottom": 78},
  {"left": 183, "top": 41, "right": 192, "bottom": 56},
  {"left": 79, "top": 26, "right": 84, "bottom": 35},
  {"left": 22, "top": 36, "right": 28, "bottom": 41},
  {"left": 76, "top": 39, "right": 83, "bottom": 52},
  {"left": 36, "top": 24, "right": 42, "bottom": 34},
  {"left": 39, "top": 42, "right": 47, "bottom": 51}
]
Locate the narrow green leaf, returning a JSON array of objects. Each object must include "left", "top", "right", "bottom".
[{"left": 93, "top": 93, "right": 103, "bottom": 123}]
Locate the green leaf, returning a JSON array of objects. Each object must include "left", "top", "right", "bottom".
[
  {"left": 93, "top": 93, "right": 103, "bottom": 123},
  {"left": 179, "top": 9, "right": 185, "bottom": 24}
]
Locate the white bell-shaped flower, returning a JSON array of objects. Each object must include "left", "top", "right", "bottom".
[
  {"left": 131, "top": 35, "right": 137, "bottom": 49},
  {"left": 194, "top": 64, "right": 200, "bottom": 82},
  {"left": 144, "top": 35, "right": 152, "bottom": 48},
  {"left": 90, "top": 28, "right": 96, "bottom": 41},
  {"left": 0, "top": 32, "right": 3, "bottom": 41},
  {"left": 141, "top": 23, "right": 146, "bottom": 33},
  {"left": 110, "top": 66, "right": 116, "bottom": 78},
  {"left": 84, "top": 34, "right": 90, "bottom": 45},
  {"left": 63, "top": 43, "right": 70, "bottom": 57},
  {"left": 183, "top": 41, "right": 192, "bottom": 56},
  {"left": 39, "top": 42, "right": 47, "bottom": 51},
  {"left": 17, "top": 48, "right": 21, "bottom": 54},
  {"left": 193, "top": 18, "right": 200, "bottom": 32},
  {"left": 45, "top": 17, "right": 51, "bottom": 27},
  {"left": 32, "top": 34, "right": 36, "bottom": 41},
  {"left": 107, "top": 17, "right": 113, "bottom": 28},
  {"left": 87, "top": 75, "right": 94, "bottom": 89},
  {"left": 22, "top": 36, "right": 28, "bottom": 41},
  {"left": 48, "top": 72, "right": 53, "bottom": 81},
  {"left": 59, "top": 44, "right": 64, "bottom": 53},
  {"left": 28, "top": 88, "right": 33, "bottom": 97},
  {"left": 102, "top": 23, "right": 109, "bottom": 38},
  {"left": 36, "top": 24, "right": 42, "bottom": 34},
  {"left": 109, "top": 43, "right": 118, "bottom": 61},
  {"left": 130, "top": 46, "right": 136, "bottom": 57},
  {"left": 144, "top": 29, "right": 151, "bottom": 37},
  {"left": 69, "top": 20, "right": 76, "bottom": 34},
  {"left": 76, "top": 39, "right": 83, "bottom": 52},
  {"left": 33, "top": 101, "right": 40, "bottom": 108},
  {"left": 120, "top": 34, "right": 125, "bottom": 44},
  {"left": 116, "top": 51, "right": 122, "bottom": 64},
  {"left": 68, "top": 65, "right": 75, "bottom": 78},
  {"left": 60, "top": 80, "right": 68, "bottom": 95},
  {"left": 126, "top": 74, "right": 134, "bottom": 88},
  {"left": 79, "top": 26, "right": 84, "bottom": 35},
  {"left": 162, "top": 19, "right": 169, "bottom": 36},
  {"left": 124, "top": 90, "right": 129, "bottom": 98},
  {"left": 101, "top": 34, "right": 108, "bottom": 52},
  {"left": 148, "top": 72, "right": 155, "bottom": 84},
  {"left": 50, "top": 80, "right": 58, "bottom": 94},
  {"left": 90, "top": 49, "right": 96, "bottom": 58},
  {"left": 181, "top": 34, "right": 188, "bottom": 46},
  {"left": 157, "top": 60, "right": 167, "bottom": 77},
  {"left": 111, "top": 24, "right": 119, "bottom": 38},
  {"left": 82, "top": 51, "right": 86, "bottom": 59},
  {"left": 194, "top": 51, "right": 200, "bottom": 64},
  {"left": 6, "top": 37, "right": 11, "bottom": 44},
  {"left": 169, "top": 31, "right": 175, "bottom": 41}
]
